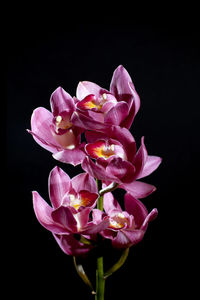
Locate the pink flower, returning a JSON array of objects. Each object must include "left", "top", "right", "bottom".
[
  {"left": 82, "top": 125, "right": 162, "bottom": 198},
  {"left": 28, "top": 87, "right": 86, "bottom": 166},
  {"left": 92, "top": 192, "right": 158, "bottom": 248},
  {"left": 32, "top": 166, "right": 109, "bottom": 254},
  {"left": 72, "top": 65, "right": 140, "bottom": 130}
]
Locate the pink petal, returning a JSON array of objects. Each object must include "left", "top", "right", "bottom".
[
  {"left": 76, "top": 81, "right": 107, "bottom": 100},
  {"left": 137, "top": 155, "right": 162, "bottom": 179},
  {"left": 32, "top": 191, "right": 66, "bottom": 233},
  {"left": 106, "top": 157, "right": 136, "bottom": 183},
  {"left": 71, "top": 111, "right": 110, "bottom": 131},
  {"left": 48, "top": 166, "right": 71, "bottom": 209},
  {"left": 50, "top": 86, "right": 75, "bottom": 116},
  {"left": 82, "top": 156, "right": 111, "bottom": 181},
  {"left": 29, "top": 107, "right": 60, "bottom": 153},
  {"left": 53, "top": 233, "right": 92, "bottom": 256},
  {"left": 104, "top": 102, "right": 129, "bottom": 126},
  {"left": 132, "top": 136, "right": 148, "bottom": 173},
  {"left": 71, "top": 173, "right": 97, "bottom": 193},
  {"left": 124, "top": 193, "right": 148, "bottom": 227},
  {"left": 110, "top": 65, "right": 141, "bottom": 129},
  {"left": 112, "top": 227, "right": 145, "bottom": 248},
  {"left": 140, "top": 208, "right": 158, "bottom": 231},
  {"left": 52, "top": 146, "right": 86, "bottom": 166},
  {"left": 110, "top": 65, "right": 133, "bottom": 97},
  {"left": 83, "top": 216, "right": 110, "bottom": 235},
  {"left": 103, "top": 193, "right": 122, "bottom": 214},
  {"left": 51, "top": 206, "right": 77, "bottom": 233},
  {"left": 120, "top": 181, "right": 156, "bottom": 198}
]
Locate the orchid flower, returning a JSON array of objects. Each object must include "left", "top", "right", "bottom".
[
  {"left": 28, "top": 87, "right": 86, "bottom": 166},
  {"left": 92, "top": 192, "right": 158, "bottom": 248},
  {"left": 32, "top": 167, "right": 109, "bottom": 249},
  {"left": 73, "top": 65, "right": 140, "bottom": 130},
  {"left": 82, "top": 125, "right": 162, "bottom": 198}
]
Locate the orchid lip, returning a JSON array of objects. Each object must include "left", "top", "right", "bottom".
[
  {"left": 109, "top": 212, "right": 128, "bottom": 229},
  {"left": 85, "top": 140, "right": 127, "bottom": 161}
]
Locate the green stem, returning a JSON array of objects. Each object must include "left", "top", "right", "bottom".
[{"left": 95, "top": 179, "right": 105, "bottom": 300}]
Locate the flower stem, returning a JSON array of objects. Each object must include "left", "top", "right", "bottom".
[{"left": 95, "top": 179, "right": 105, "bottom": 300}]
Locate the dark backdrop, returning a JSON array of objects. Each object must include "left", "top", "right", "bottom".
[{"left": 6, "top": 8, "right": 199, "bottom": 300}]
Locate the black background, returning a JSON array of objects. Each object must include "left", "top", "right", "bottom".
[{"left": 6, "top": 5, "right": 199, "bottom": 299}]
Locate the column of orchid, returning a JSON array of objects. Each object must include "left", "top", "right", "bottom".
[{"left": 28, "top": 65, "right": 162, "bottom": 300}]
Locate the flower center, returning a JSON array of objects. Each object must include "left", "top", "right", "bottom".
[
  {"left": 69, "top": 191, "right": 97, "bottom": 210},
  {"left": 101, "top": 144, "right": 115, "bottom": 159},
  {"left": 109, "top": 213, "right": 128, "bottom": 229},
  {"left": 77, "top": 93, "right": 110, "bottom": 111},
  {"left": 55, "top": 115, "right": 72, "bottom": 131}
]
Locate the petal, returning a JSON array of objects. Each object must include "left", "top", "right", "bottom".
[
  {"left": 140, "top": 208, "right": 158, "bottom": 231},
  {"left": 76, "top": 81, "right": 106, "bottom": 100},
  {"left": 53, "top": 233, "right": 92, "bottom": 256},
  {"left": 103, "top": 193, "right": 122, "bottom": 214},
  {"left": 104, "top": 101, "right": 129, "bottom": 125},
  {"left": 71, "top": 111, "right": 110, "bottom": 131},
  {"left": 82, "top": 156, "right": 110, "bottom": 181},
  {"left": 29, "top": 107, "right": 59, "bottom": 153},
  {"left": 120, "top": 181, "right": 156, "bottom": 198},
  {"left": 51, "top": 206, "right": 77, "bottom": 233},
  {"left": 71, "top": 173, "right": 97, "bottom": 193},
  {"left": 32, "top": 191, "right": 65, "bottom": 233},
  {"left": 74, "top": 207, "right": 91, "bottom": 231},
  {"left": 137, "top": 155, "right": 162, "bottom": 179},
  {"left": 110, "top": 65, "right": 141, "bottom": 129},
  {"left": 48, "top": 166, "right": 71, "bottom": 209},
  {"left": 106, "top": 157, "right": 136, "bottom": 183},
  {"left": 53, "top": 146, "right": 86, "bottom": 166},
  {"left": 83, "top": 216, "right": 110, "bottom": 235},
  {"left": 132, "top": 136, "right": 148, "bottom": 177},
  {"left": 110, "top": 65, "right": 133, "bottom": 97},
  {"left": 124, "top": 193, "right": 148, "bottom": 227},
  {"left": 50, "top": 86, "right": 75, "bottom": 116}
]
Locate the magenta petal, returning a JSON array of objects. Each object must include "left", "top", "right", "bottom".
[
  {"left": 137, "top": 155, "right": 162, "bottom": 179},
  {"left": 124, "top": 193, "right": 148, "bottom": 227},
  {"left": 50, "top": 86, "right": 75, "bottom": 116},
  {"left": 71, "top": 173, "right": 97, "bottom": 193},
  {"left": 52, "top": 147, "right": 86, "bottom": 166},
  {"left": 104, "top": 102, "right": 129, "bottom": 125},
  {"left": 76, "top": 81, "right": 106, "bottom": 100},
  {"left": 82, "top": 156, "right": 110, "bottom": 181},
  {"left": 132, "top": 136, "right": 148, "bottom": 176},
  {"left": 29, "top": 107, "right": 59, "bottom": 153},
  {"left": 83, "top": 216, "right": 110, "bottom": 235},
  {"left": 120, "top": 181, "right": 156, "bottom": 198},
  {"left": 110, "top": 65, "right": 133, "bottom": 96},
  {"left": 141, "top": 208, "right": 158, "bottom": 231},
  {"left": 103, "top": 193, "right": 122, "bottom": 214},
  {"left": 71, "top": 111, "right": 110, "bottom": 131},
  {"left": 106, "top": 157, "right": 136, "bottom": 183},
  {"left": 48, "top": 166, "right": 71, "bottom": 209},
  {"left": 51, "top": 206, "right": 77, "bottom": 233},
  {"left": 53, "top": 233, "right": 92, "bottom": 256},
  {"left": 75, "top": 207, "right": 91, "bottom": 230},
  {"left": 32, "top": 191, "right": 66, "bottom": 233}
]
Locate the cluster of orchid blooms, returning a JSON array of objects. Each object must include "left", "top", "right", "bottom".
[{"left": 28, "top": 65, "right": 162, "bottom": 257}]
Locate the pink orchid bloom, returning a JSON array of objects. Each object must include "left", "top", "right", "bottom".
[
  {"left": 32, "top": 166, "right": 109, "bottom": 240},
  {"left": 72, "top": 65, "right": 140, "bottom": 130},
  {"left": 82, "top": 125, "right": 162, "bottom": 198},
  {"left": 28, "top": 87, "right": 86, "bottom": 166},
  {"left": 92, "top": 192, "right": 158, "bottom": 248}
]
